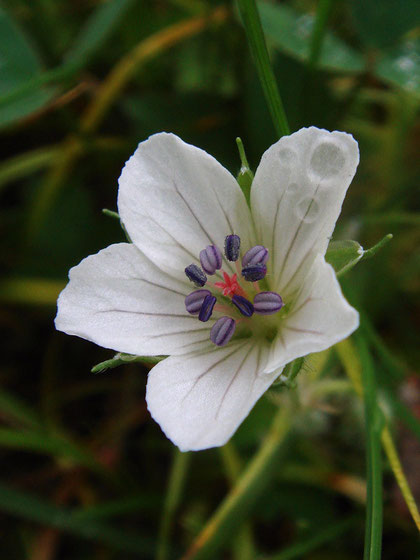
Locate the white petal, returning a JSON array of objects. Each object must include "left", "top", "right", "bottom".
[
  {"left": 55, "top": 243, "right": 213, "bottom": 356},
  {"left": 118, "top": 133, "right": 255, "bottom": 279},
  {"left": 264, "top": 255, "right": 359, "bottom": 373},
  {"left": 251, "top": 127, "right": 359, "bottom": 296},
  {"left": 146, "top": 342, "right": 279, "bottom": 451}
]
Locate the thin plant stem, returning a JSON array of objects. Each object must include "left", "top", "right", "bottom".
[
  {"left": 156, "top": 449, "right": 191, "bottom": 560},
  {"left": 237, "top": 0, "right": 290, "bottom": 137},
  {"left": 219, "top": 442, "right": 255, "bottom": 560},
  {"left": 359, "top": 337, "right": 383, "bottom": 560},
  {"left": 307, "top": 0, "right": 333, "bottom": 71},
  {"left": 381, "top": 427, "right": 420, "bottom": 531},
  {"left": 182, "top": 406, "right": 291, "bottom": 560}
]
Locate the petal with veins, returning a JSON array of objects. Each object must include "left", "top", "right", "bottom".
[
  {"left": 146, "top": 341, "right": 279, "bottom": 451},
  {"left": 118, "top": 133, "right": 255, "bottom": 280},
  {"left": 251, "top": 127, "right": 359, "bottom": 296},
  {"left": 55, "top": 243, "right": 213, "bottom": 356},
  {"left": 264, "top": 255, "right": 359, "bottom": 373}
]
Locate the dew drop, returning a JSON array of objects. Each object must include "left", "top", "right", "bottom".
[
  {"left": 278, "top": 148, "right": 297, "bottom": 166},
  {"left": 295, "top": 197, "right": 320, "bottom": 224},
  {"left": 310, "top": 142, "right": 345, "bottom": 179},
  {"left": 286, "top": 182, "right": 300, "bottom": 195}
]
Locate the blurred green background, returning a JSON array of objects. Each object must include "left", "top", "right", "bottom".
[{"left": 0, "top": 0, "right": 419, "bottom": 558}]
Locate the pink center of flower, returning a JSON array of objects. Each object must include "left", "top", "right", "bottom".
[{"left": 214, "top": 272, "right": 246, "bottom": 298}]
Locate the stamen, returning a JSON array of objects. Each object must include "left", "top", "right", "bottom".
[
  {"left": 210, "top": 316, "right": 236, "bottom": 346},
  {"left": 232, "top": 295, "right": 254, "bottom": 317},
  {"left": 253, "top": 292, "right": 284, "bottom": 315},
  {"left": 198, "top": 294, "right": 216, "bottom": 322},
  {"left": 242, "top": 263, "right": 267, "bottom": 282},
  {"left": 242, "top": 245, "right": 269, "bottom": 267},
  {"left": 185, "top": 289, "right": 212, "bottom": 315},
  {"left": 185, "top": 264, "right": 207, "bottom": 287},
  {"left": 200, "top": 245, "right": 222, "bottom": 275},
  {"left": 224, "top": 234, "right": 241, "bottom": 262}
]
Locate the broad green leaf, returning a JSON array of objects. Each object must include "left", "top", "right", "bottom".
[
  {"left": 66, "top": 0, "right": 136, "bottom": 66},
  {"left": 350, "top": 0, "right": 420, "bottom": 49},
  {"left": 258, "top": 1, "right": 364, "bottom": 73},
  {"left": 325, "top": 240, "right": 364, "bottom": 275},
  {"left": 375, "top": 39, "right": 420, "bottom": 97},
  {"left": 0, "top": 6, "right": 54, "bottom": 127}
]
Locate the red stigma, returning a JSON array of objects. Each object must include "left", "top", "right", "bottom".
[{"left": 215, "top": 272, "right": 246, "bottom": 298}]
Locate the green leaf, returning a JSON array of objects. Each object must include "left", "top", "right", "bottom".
[
  {"left": 0, "top": 6, "right": 54, "bottom": 128},
  {"left": 258, "top": 1, "right": 364, "bottom": 73},
  {"left": 325, "top": 240, "right": 364, "bottom": 275},
  {"left": 91, "top": 352, "right": 165, "bottom": 373},
  {"left": 375, "top": 39, "right": 420, "bottom": 97},
  {"left": 350, "top": 0, "right": 420, "bottom": 49},
  {"left": 0, "top": 482, "right": 155, "bottom": 555},
  {"left": 66, "top": 0, "right": 136, "bottom": 66}
]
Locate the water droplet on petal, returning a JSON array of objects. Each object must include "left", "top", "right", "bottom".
[
  {"left": 278, "top": 148, "right": 297, "bottom": 166},
  {"left": 295, "top": 197, "right": 320, "bottom": 224},
  {"left": 286, "top": 182, "right": 300, "bottom": 196},
  {"left": 310, "top": 142, "right": 345, "bottom": 179}
]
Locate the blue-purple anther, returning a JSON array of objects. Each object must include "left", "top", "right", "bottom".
[
  {"left": 198, "top": 294, "right": 216, "bottom": 322},
  {"left": 185, "top": 290, "right": 212, "bottom": 315},
  {"left": 185, "top": 264, "right": 207, "bottom": 287},
  {"left": 242, "top": 263, "right": 267, "bottom": 282},
  {"left": 184, "top": 235, "right": 283, "bottom": 347},
  {"left": 224, "top": 234, "right": 241, "bottom": 262},
  {"left": 242, "top": 245, "right": 269, "bottom": 267},
  {"left": 232, "top": 295, "right": 254, "bottom": 317},
  {"left": 253, "top": 292, "right": 283, "bottom": 315},
  {"left": 210, "top": 317, "right": 236, "bottom": 346},
  {"left": 200, "top": 245, "right": 222, "bottom": 275}
]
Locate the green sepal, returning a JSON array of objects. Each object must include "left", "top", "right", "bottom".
[
  {"left": 272, "top": 356, "right": 305, "bottom": 388},
  {"left": 91, "top": 353, "right": 165, "bottom": 374},
  {"left": 235, "top": 137, "right": 253, "bottom": 205},
  {"left": 102, "top": 208, "right": 132, "bottom": 242},
  {"left": 325, "top": 239, "right": 364, "bottom": 276},
  {"left": 326, "top": 234, "right": 393, "bottom": 278}
]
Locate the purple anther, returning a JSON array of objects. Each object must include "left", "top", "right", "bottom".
[
  {"left": 232, "top": 295, "right": 254, "bottom": 317},
  {"left": 241, "top": 263, "right": 267, "bottom": 282},
  {"left": 200, "top": 245, "right": 223, "bottom": 275},
  {"left": 198, "top": 294, "right": 216, "bottom": 322},
  {"left": 224, "top": 234, "right": 241, "bottom": 262},
  {"left": 185, "top": 264, "right": 207, "bottom": 287},
  {"left": 185, "top": 290, "right": 212, "bottom": 315},
  {"left": 254, "top": 292, "right": 284, "bottom": 315},
  {"left": 242, "top": 245, "right": 269, "bottom": 267},
  {"left": 210, "top": 316, "right": 236, "bottom": 346}
]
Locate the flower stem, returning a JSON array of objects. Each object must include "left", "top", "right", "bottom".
[
  {"left": 156, "top": 449, "right": 191, "bottom": 560},
  {"left": 307, "top": 0, "right": 333, "bottom": 71},
  {"left": 182, "top": 406, "right": 291, "bottom": 559},
  {"left": 237, "top": 0, "right": 290, "bottom": 137}
]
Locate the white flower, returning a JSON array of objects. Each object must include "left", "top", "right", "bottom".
[{"left": 55, "top": 127, "right": 359, "bottom": 452}]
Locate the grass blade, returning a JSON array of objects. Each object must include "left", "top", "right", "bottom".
[{"left": 358, "top": 337, "right": 383, "bottom": 560}]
